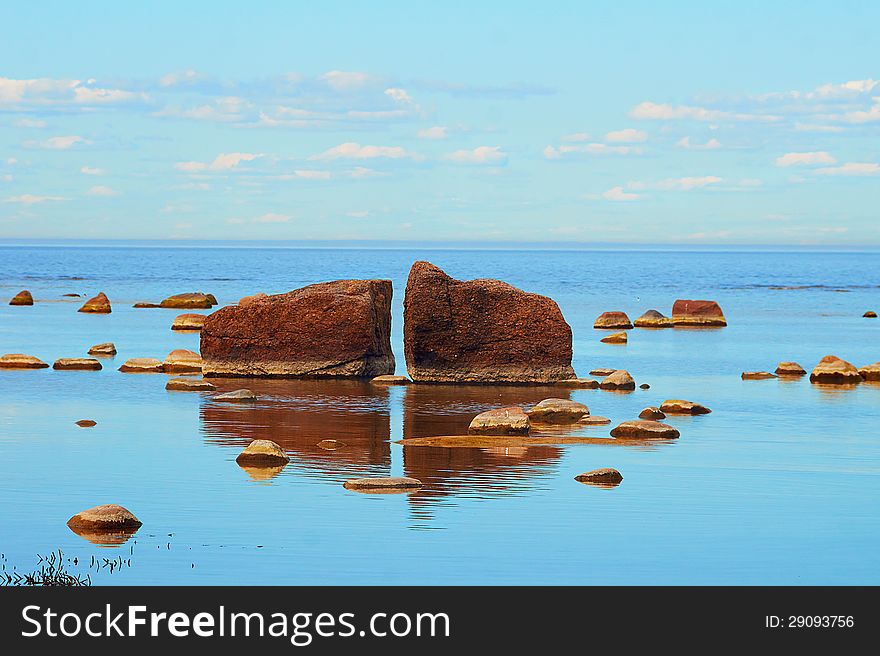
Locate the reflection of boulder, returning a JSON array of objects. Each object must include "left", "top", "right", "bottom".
[{"left": 200, "top": 378, "right": 392, "bottom": 477}]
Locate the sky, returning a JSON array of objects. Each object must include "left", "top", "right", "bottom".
[{"left": 1, "top": 1, "right": 878, "bottom": 245}]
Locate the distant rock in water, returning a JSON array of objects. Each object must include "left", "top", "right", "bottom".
[
  {"left": 526, "top": 398, "right": 589, "bottom": 424},
  {"left": 160, "top": 293, "right": 215, "bottom": 309},
  {"left": 859, "top": 362, "right": 880, "bottom": 381},
  {"left": 67, "top": 504, "right": 142, "bottom": 532},
  {"left": 742, "top": 371, "right": 777, "bottom": 380},
  {"left": 599, "top": 370, "right": 635, "bottom": 390},
  {"left": 78, "top": 292, "right": 111, "bottom": 314},
  {"left": 580, "top": 415, "right": 611, "bottom": 425},
  {"left": 171, "top": 313, "right": 206, "bottom": 331},
  {"left": 593, "top": 311, "right": 633, "bottom": 329},
  {"left": 213, "top": 388, "right": 257, "bottom": 402},
  {"left": 864, "top": 311, "right": 877, "bottom": 318},
  {"left": 639, "top": 406, "right": 666, "bottom": 420},
  {"left": 659, "top": 399, "right": 711, "bottom": 414},
  {"left": 118, "top": 357, "right": 164, "bottom": 373},
  {"left": 165, "top": 377, "right": 216, "bottom": 392},
  {"left": 809, "top": 355, "right": 862, "bottom": 385},
  {"left": 671, "top": 299, "right": 726, "bottom": 327},
  {"left": 775, "top": 361, "right": 806, "bottom": 376},
  {"left": 554, "top": 377, "right": 600, "bottom": 388},
  {"left": 88, "top": 342, "right": 117, "bottom": 356},
  {"left": 639, "top": 383, "right": 650, "bottom": 389},
  {"left": 601, "top": 331, "right": 628, "bottom": 344},
  {"left": 575, "top": 468, "right": 623, "bottom": 487},
  {"left": 53, "top": 358, "right": 102, "bottom": 371},
  {"left": 634, "top": 309, "right": 672, "bottom": 328},
  {"left": 370, "top": 374, "right": 411, "bottom": 385},
  {"left": 75, "top": 419, "right": 97, "bottom": 428},
  {"left": 205, "top": 294, "right": 218, "bottom": 305},
  {"left": 403, "top": 261, "right": 575, "bottom": 383},
  {"left": 62, "top": 293, "right": 81, "bottom": 298},
  {"left": 610, "top": 420, "right": 680, "bottom": 439},
  {"left": 163, "top": 349, "right": 202, "bottom": 373},
  {"left": 239, "top": 292, "right": 268, "bottom": 307},
  {"left": 9, "top": 290, "right": 33, "bottom": 306},
  {"left": 343, "top": 477, "right": 422, "bottom": 492},
  {"left": 468, "top": 406, "right": 530, "bottom": 435},
  {"left": 133, "top": 302, "right": 161, "bottom": 308},
  {"left": 235, "top": 439, "right": 289, "bottom": 467},
  {"left": 0, "top": 353, "right": 49, "bottom": 369}
]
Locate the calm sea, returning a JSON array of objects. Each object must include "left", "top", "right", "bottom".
[{"left": 1, "top": 244, "right": 878, "bottom": 584}]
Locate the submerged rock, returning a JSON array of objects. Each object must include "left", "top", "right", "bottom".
[
  {"left": 610, "top": 420, "right": 680, "bottom": 439},
  {"left": 575, "top": 468, "right": 623, "bottom": 487},
  {"left": 403, "top": 261, "right": 575, "bottom": 383},
  {"left": 672, "top": 299, "right": 726, "bottom": 326},
  {"left": 775, "top": 361, "right": 806, "bottom": 376},
  {"left": 370, "top": 374, "right": 412, "bottom": 385},
  {"left": 343, "top": 477, "right": 422, "bottom": 491},
  {"left": 165, "top": 377, "right": 216, "bottom": 391},
  {"left": 213, "top": 388, "right": 257, "bottom": 402},
  {"left": 580, "top": 415, "right": 611, "bottom": 425},
  {"left": 639, "top": 406, "right": 666, "bottom": 420},
  {"left": 235, "top": 440, "right": 289, "bottom": 467},
  {"left": 599, "top": 370, "right": 635, "bottom": 390},
  {"left": 601, "top": 331, "right": 628, "bottom": 344},
  {"left": 555, "top": 377, "right": 600, "bottom": 388},
  {"left": 639, "top": 383, "right": 651, "bottom": 389},
  {"left": 810, "top": 355, "right": 862, "bottom": 384},
  {"left": 468, "top": 406, "right": 530, "bottom": 435},
  {"left": 160, "top": 292, "right": 214, "bottom": 309},
  {"left": 118, "top": 357, "right": 164, "bottom": 373},
  {"left": 67, "top": 504, "right": 142, "bottom": 531},
  {"left": 171, "top": 313, "right": 206, "bottom": 331},
  {"left": 859, "top": 363, "right": 880, "bottom": 381},
  {"left": 317, "top": 439, "right": 345, "bottom": 450},
  {"left": 634, "top": 309, "right": 672, "bottom": 328},
  {"left": 659, "top": 399, "right": 712, "bottom": 415},
  {"left": 75, "top": 419, "right": 97, "bottom": 428},
  {"left": 163, "top": 349, "right": 202, "bottom": 373},
  {"left": 589, "top": 368, "right": 616, "bottom": 377},
  {"left": 88, "top": 342, "right": 117, "bottom": 356},
  {"left": 864, "top": 311, "right": 877, "bottom": 318},
  {"left": 593, "top": 311, "right": 633, "bottom": 329},
  {"left": 0, "top": 353, "right": 49, "bottom": 369},
  {"left": 742, "top": 371, "right": 777, "bottom": 380},
  {"left": 526, "top": 398, "right": 589, "bottom": 424},
  {"left": 202, "top": 279, "right": 394, "bottom": 378},
  {"left": 133, "top": 302, "right": 161, "bottom": 308},
  {"left": 78, "top": 292, "right": 111, "bottom": 314},
  {"left": 9, "top": 290, "right": 33, "bottom": 306},
  {"left": 53, "top": 358, "right": 102, "bottom": 371}
]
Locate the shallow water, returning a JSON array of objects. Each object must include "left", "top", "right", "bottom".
[{"left": 1, "top": 245, "right": 879, "bottom": 584}]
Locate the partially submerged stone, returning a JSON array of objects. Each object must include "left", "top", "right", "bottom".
[
  {"left": 165, "top": 377, "right": 216, "bottom": 391},
  {"left": 343, "top": 477, "right": 422, "bottom": 491},
  {"left": 133, "top": 302, "right": 161, "bottom": 308},
  {"left": 163, "top": 349, "right": 202, "bottom": 373},
  {"left": 575, "top": 468, "right": 623, "bottom": 487},
  {"left": 672, "top": 299, "right": 726, "bottom": 326},
  {"left": 468, "top": 406, "right": 530, "bottom": 435},
  {"left": 589, "top": 368, "right": 616, "bottom": 377},
  {"left": 742, "top": 371, "right": 777, "bottom": 380},
  {"left": 526, "top": 398, "right": 589, "bottom": 424},
  {"left": 639, "top": 383, "right": 651, "bottom": 389},
  {"left": 639, "top": 406, "right": 666, "bottom": 420},
  {"left": 809, "top": 355, "right": 862, "bottom": 385},
  {"left": 171, "top": 313, "right": 206, "bottom": 331},
  {"left": 214, "top": 388, "right": 257, "bottom": 402},
  {"left": 859, "top": 363, "right": 880, "bottom": 381},
  {"left": 554, "top": 378, "right": 600, "bottom": 388},
  {"left": 160, "top": 292, "right": 215, "bottom": 309},
  {"left": 775, "top": 361, "right": 806, "bottom": 376},
  {"left": 634, "top": 309, "right": 672, "bottom": 328},
  {"left": 235, "top": 439, "right": 289, "bottom": 467},
  {"left": 864, "top": 311, "right": 877, "bottom": 318},
  {"left": 9, "top": 290, "right": 33, "bottom": 306},
  {"left": 53, "top": 358, "right": 102, "bottom": 371},
  {"left": 118, "top": 357, "right": 164, "bottom": 373},
  {"left": 599, "top": 370, "right": 635, "bottom": 390},
  {"left": 593, "top": 311, "right": 633, "bottom": 329},
  {"left": 0, "top": 353, "right": 49, "bottom": 369},
  {"left": 600, "top": 331, "right": 628, "bottom": 344},
  {"left": 88, "top": 342, "right": 117, "bottom": 356},
  {"left": 67, "top": 504, "right": 142, "bottom": 531},
  {"left": 78, "top": 292, "right": 111, "bottom": 314},
  {"left": 659, "top": 399, "right": 712, "bottom": 415},
  {"left": 317, "top": 439, "right": 345, "bottom": 450},
  {"left": 610, "top": 420, "right": 680, "bottom": 439},
  {"left": 579, "top": 415, "right": 611, "bottom": 425},
  {"left": 370, "top": 374, "right": 412, "bottom": 385},
  {"left": 75, "top": 419, "right": 97, "bottom": 428}
]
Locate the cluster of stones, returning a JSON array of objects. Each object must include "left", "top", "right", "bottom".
[
  {"left": 739, "top": 356, "right": 878, "bottom": 384},
  {"left": 467, "top": 398, "right": 591, "bottom": 436},
  {"left": 593, "top": 300, "right": 726, "bottom": 333}
]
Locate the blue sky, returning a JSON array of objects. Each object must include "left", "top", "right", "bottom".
[{"left": 1, "top": 1, "right": 878, "bottom": 244}]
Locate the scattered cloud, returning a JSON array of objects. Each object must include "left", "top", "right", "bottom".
[
  {"left": 86, "top": 185, "right": 119, "bottom": 197},
  {"left": 417, "top": 126, "right": 448, "bottom": 139},
  {"left": 13, "top": 117, "right": 47, "bottom": 128},
  {"left": 4, "top": 194, "right": 67, "bottom": 205},
  {"left": 814, "top": 162, "right": 880, "bottom": 176},
  {"left": 630, "top": 101, "right": 779, "bottom": 122},
  {"left": 320, "top": 70, "right": 377, "bottom": 92},
  {"left": 310, "top": 142, "right": 417, "bottom": 161},
  {"left": 605, "top": 128, "right": 647, "bottom": 143},
  {"left": 444, "top": 146, "right": 508, "bottom": 165},
  {"left": 25, "top": 135, "right": 90, "bottom": 150},
  {"left": 255, "top": 212, "right": 292, "bottom": 223},
  {"left": 544, "top": 143, "right": 641, "bottom": 159},
  {"left": 0, "top": 77, "right": 147, "bottom": 108},
  {"left": 602, "top": 186, "right": 639, "bottom": 201},
  {"left": 561, "top": 132, "right": 590, "bottom": 142},
  {"left": 676, "top": 136, "right": 722, "bottom": 150},
  {"left": 80, "top": 166, "right": 105, "bottom": 175},
  {"left": 775, "top": 151, "right": 836, "bottom": 167},
  {"left": 175, "top": 152, "right": 263, "bottom": 172},
  {"left": 628, "top": 176, "right": 723, "bottom": 191}
]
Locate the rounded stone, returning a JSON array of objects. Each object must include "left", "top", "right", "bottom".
[
  {"left": 858, "top": 362, "right": 880, "bottom": 382},
  {"left": 809, "top": 355, "right": 862, "bottom": 385},
  {"left": 160, "top": 293, "right": 214, "bottom": 309},
  {"left": 214, "top": 388, "right": 257, "bottom": 402},
  {"left": 639, "top": 406, "right": 666, "bottom": 420},
  {"left": 468, "top": 406, "right": 530, "bottom": 435},
  {"left": 118, "top": 357, "right": 164, "bottom": 373},
  {"left": 579, "top": 415, "right": 611, "bottom": 425},
  {"left": 163, "top": 349, "right": 202, "bottom": 373},
  {"left": 660, "top": 399, "right": 712, "bottom": 415},
  {"left": 78, "top": 292, "right": 111, "bottom": 313},
  {"left": 235, "top": 439, "right": 289, "bottom": 466},
  {"left": 88, "top": 342, "right": 117, "bottom": 356},
  {"left": 599, "top": 370, "right": 636, "bottom": 390},
  {"left": 610, "top": 420, "right": 680, "bottom": 439},
  {"left": 594, "top": 311, "right": 633, "bottom": 329},
  {"left": 600, "top": 331, "right": 628, "bottom": 344},
  {"left": 775, "top": 361, "right": 806, "bottom": 376},
  {"left": 864, "top": 311, "right": 877, "bottom": 318},
  {"left": 9, "top": 290, "right": 33, "bottom": 306},
  {"left": 639, "top": 383, "right": 650, "bottom": 389},
  {"left": 575, "top": 468, "right": 623, "bottom": 486},
  {"left": 634, "top": 309, "right": 672, "bottom": 328},
  {"left": 67, "top": 504, "right": 142, "bottom": 531},
  {"left": 742, "top": 371, "right": 777, "bottom": 380},
  {"left": 75, "top": 419, "right": 97, "bottom": 428},
  {"left": 0, "top": 353, "right": 49, "bottom": 369},
  {"left": 526, "top": 398, "right": 590, "bottom": 424},
  {"left": 53, "top": 358, "right": 102, "bottom": 371},
  {"left": 171, "top": 313, "right": 206, "bottom": 331},
  {"left": 165, "top": 377, "right": 217, "bottom": 391},
  {"left": 343, "top": 477, "right": 422, "bottom": 490},
  {"left": 370, "top": 375, "right": 412, "bottom": 385}
]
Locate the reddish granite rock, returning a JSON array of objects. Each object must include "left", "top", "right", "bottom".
[
  {"left": 859, "top": 363, "right": 880, "bottom": 381},
  {"left": 403, "top": 261, "right": 574, "bottom": 383},
  {"left": 611, "top": 420, "right": 680, "bottom": 439},
  {"left": 809, "top": 355, "right": 862, "bottom": 385},
  {"left": 160, "top": 293, "right": 215, "bottom": 309},
  {"left": 601, "top": 331, "right": 628, "bottom": 344},
  {"left": 468, "top": 406, "right": 530, "bottom": 435},
  {"left": 202, "top": 279, "right": 394, "bottom": 378},
  {"left": 9, "top": 290, "right": 33, "bottom": 306},
  {"left": 639, "top": 406, "right": 666, "bottom": 420},
  {"left": 599, "top": 370, "right": 635, "bottom": 390},
  {"left": 75, "top": 419, "right": 97, "bottom": 428},
  {"left": 660, "top": 399, "right": 712, "bottom": 415},
  {"left": 239, "top": 292, "right": 268, "bottom": 307},
  {"left": 163, "top": 349, "right": 202, "bottom": 373},
  {"left": 672, "top": 299, "right": 726, "bottom": 326},
  {"left": 67, "top": 504, "right": 141, "bottom": 532},
  {"left": 526, "top": 398, "right": 589, "bottom": 424},
  {"left": 88, "top": 342, "right": 116, "bottom": 356},
  {"left": 775, "top": 361, "right": 806, "bottom": 376},
  {"left": 0, "top": 354, "right": 49, "bottom": 369},
  {"left": 370, "top": 374, "right": 411, "bottom": 385},
  {"left": 53, "top": 358, "right": 102, "bottom": 371},
  {"left": 171, "top": 313, "right": 206, "bottom": 331},
  {"left": 589, "top": 368, "right": 616, "bottom": 377},
  {"left": 78, "top": 292, "right": 111, "bottom": 314},
  {"left": 118, "top": 357, "right": 164, "bottom": 373},
  {"left": 133, "top": 302, "right": 161, "bottom": 308},
  {"left": 634, "top": 309, "right": 672, "bottom": 328},
  {"left": 864, "top": 311, "right": 877, "bottom": 318},
  {"left": 742, "top": 371, "right": 777, "bottom": 380},
  {"left": 554, "top": 377, "right": 600, "bottom": 388},
  {"left": 575, "top": 468, "right": 623, "bottom": 487},
  {"left": 594, "top": 311, "right": 633, "bottom": 329}
]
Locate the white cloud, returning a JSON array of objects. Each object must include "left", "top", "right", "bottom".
[
  {"left": 605, "top": 128, "right": 647, "bottom": 143},
  {"left": 175, "top": 152, "right": 262, "bottom": 172},
  {"left": 417, "top": 126, "right": 448, "bottom": 139},
  {"left": 13, "top": 118, "right": 47, "bottom": 128},
  {"left": 544, "top": 143, "right": 641, "bottom": 159},
  {"left": 602, "top": 186, "right": 639, "bottom": 201},
  {"left": 4, "top": 194, "right": 67, "bottom": 205},
  {"left": 346, "top": 210, "right": 370, "bottom": 218},
  {"left": 320, "top": 71, "right": 375, "bottom": 91},
  {"left": 0, "top": 77, "right": 146, "bottom": 108},
  {"left": 775, "top": 151, "right": 836, "bottom": 167},
  {"left": 26, "top": 135, "right": 89, "bottom": 150},
  {"left": 159, "top": 69, "right": 205, "bottom": 88},
  {"left": 444, "top": 146, "right": 508, "bottom": 165},
  {"left": 676, "top": 136, "right": 722, "bottom": 150},
  {"left": 310, "top": 142, "right": 415, "bottom": 161},
  {"left": 157, "top": 96, "right": 253, "bottom": 123},
  {"left": 794, "top": 122, "right": 844, "bottom": 133},
  {"left": 561, "top": 132, "right": 590, "bottom": 142},
  {"left": 255, "top": 212, "right": 292, "bottom": 223},
  {"left": 630, "top": 101, "right": 779, "bottom": 122},
  {"left": 86, "top": 185, "right": 119, "bottom": 197},
  {"left": 814, "top": 162, "right": 880, "bottom": 176},
  {"left": 628, "top": 176, "right": 723, "bottom": 191},
  {"left": 276, "top": 170, "right": 333, "bottom": 180},
  {"left": 80, "top": 166, "right": 105, "bottom": 175}
]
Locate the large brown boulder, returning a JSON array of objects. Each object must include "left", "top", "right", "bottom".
[
  {"left": 160, "top": 293, "right": 215, "bottom": 309},
  {"left": 201, "top": 279, "right": 394, "bottom": 378},
  {"left": 599, "top": 370, "right": 635, "bottom": 390},
  {"left": 78, "top": 292, "right": 111, "bottom": 314},
  {"left": 594, "top": 311, "right": 633, "bottom": 329},
  {"left": 9, "top": 290, "right": 33, "bottom": 306},
  {"left": 468, "top": 406, "right": 530, "bottom": 435},
  {"left": 403, "top": 261, "right": 574, "bottom": 383},
  {"left": 53, "top": 358, "right": 102, "bottom": 371},
  {"left": 611, "top": 420, "right": 680, "bottom": 439},
  {"left": 775, "top": 361, "right": 806, "bottom": 377},
  {"left": 600, "top": 331, "right": 628, "bottom": 344},
  {"left": 88, "top": 342, "right": 117, "bottom": 356},
  {"left": 660, "top": 399, "right": 711, "bottom": 415},
  {"left": 118, "top": 357, "right": 164, "bottom": 373},
  {"left": 236, "top": 440, "right": 289, "bottom": 467},
  {"left": 809, "top": 355, "right": 861, "bottom": 384},
  {"left": 67, "top": 504, "right": 142, "bottom": 531},
  {"left": 672, "top": 299, "right": 726, "bottom": 326}
]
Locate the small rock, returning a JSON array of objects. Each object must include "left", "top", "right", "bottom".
[
  {"left": 88, "top": 342, "right": 117, "bottom": 356},
  {"left": 53, "top": 358, "right": 102, "bottom": 371},
  {"left": 639, "top": 383, "right": 650, "bottom": 389},
  {"left": 67, "top": 504, "right": 142, "bottom": 531},
  {"left": 205, "top": 294, "right": 218, "bottom": 305},
  {"left": 0, "top": 353, "right": 49, "bottom": 369},
  {"left": 62, "top": 293, "right": 81, "bottom": 298},
  {"left": 468, "top": 406, "right": 530, "bottom": 435},
  {"left": 659, "top": 399, "right": 712, "bottom": 415},
  {"left": 163, "top": 349, "right": 202, "bottom": 373},
  {"left": 214, "top": 389, "right": 257, "bottom": 402},
  {"left": 526, "top": 398, "right": 590, "bottom": 424},
  {"left": 118, "top": 357, "right": 164, "bottom": 373},
  {"left": 165, "top": 377, "right": 216, "bottom": 391},
  {"left": 634, "top": 309, "right": 672, "bottom": 328},
  {"left": 579, "top": 415, "right": 611, "bottom": 425},
  {"left": 639, "top": 406, "right": 666, "bottom": 420},
  {"left": 742, "top": 371, "right": 777, "bottom": 380},
  {"left": 160, "top": 292, "right": 214, "bottom": 309},
  {"left": 594, "top": 311, "right": 633, "bottom": 329},
  {"left": 599, "top": 370, "right": 635, "bottom": 390},
  {"left": 610, "top": 420, "right": 680, "bottom": 439},
  {"left": 133, "top": 302, "right": 161, "bottom": 308},
  {"left": 75, "top": 420, "right": 97, "bottom": 428},
  {"left": 775, "top": 361, "right": 806, "bottom": 376},
  {"left": 575, "top": 468, "right": 623, "bottom": 486},
  {"left": 171, "top": 313, "right": 206, "bottom": 331},
  {"left": 554, "top": 378, "right": 600, "bottom": 388},
  {"left": 671, "top": 299, "right": 727, "bottom": 327},
  {"left": 809, "top": 355, "right": 862, "bottom": 385},
  {"left": 9, "top": 290, "right": 33, "bottom": 306},
  {"left": 78, "top": 292, "right": 111, "bottom": 314},
  {"left": 235, "top": 439, "right": 289, "bottom": 466},
  {"left": 370, "top": 375, "right": 412, "bottom": 385},
  {"left": 600, "top": 331, "right": 628, "bottom": 344},
  {"left": 343, "top": 477, "right": 422, "bottom": 491},
  {"left": 859, "top": 363, "right": 880, "bottom": 381},
  {"left": 317, "top": 439, "right": 345, "bottom": 450},
  {"left": 239, "top": 292, "right": 268, "bottom": 306},
  {"left": 589, "top": 368, "right": 616, "bottom": 377},
  {"left": 864, "top": 311, "right": 877, "bottom": 318}
]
